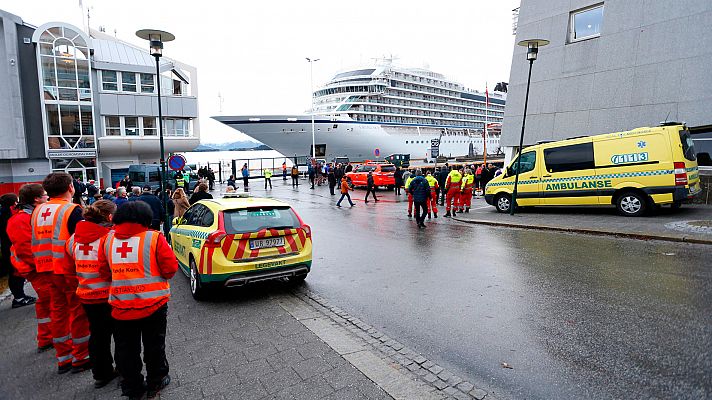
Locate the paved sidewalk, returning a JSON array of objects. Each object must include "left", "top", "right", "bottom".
[
  {"left": 0, "top": 270, "right": 495, "bottom": 400},
  {"left": 453, "top": 197, "right": 712, "bottom": 244}
]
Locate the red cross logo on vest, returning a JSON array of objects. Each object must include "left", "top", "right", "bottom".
[
  {"left": 41, "top": 209, "right": 52, "bottom": 221},
  {"left": 116, "top": 242, "right": 133, "bottom": 258},
  {"left": 79, "top": 243, "right": 93, "bottom": 256}
]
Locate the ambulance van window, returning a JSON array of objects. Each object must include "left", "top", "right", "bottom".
[
  {"left": 544, "top": 143, "right": 594, "bottom": 173},
  {"left": 513, "top": 151, "right": 536, "bottom": 174}
]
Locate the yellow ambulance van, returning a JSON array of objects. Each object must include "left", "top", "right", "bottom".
[{"left": 484, "top": 123, "right": 701, "bottom": 216}]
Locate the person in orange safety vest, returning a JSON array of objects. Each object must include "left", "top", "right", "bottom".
[
  {"left": 7, "top": 183, "right": 52, "bottom": 352},
  {"left": 460, "top": 169, "right": 475, "bottom": 213},
  {"left": 31, "top": 172, "right": 90, "bottom": 374},
  {"left": 99, "top": 201, "right": 177, "bottom": 399},
  {"left": 65, "top": 200, "right": 118, "bottom": 388},
  {"left": 444, "top": 167, "right": 462, "bottom": 217}
]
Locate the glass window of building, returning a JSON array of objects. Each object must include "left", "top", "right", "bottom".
[
  {"left": 105, "top": 116, "right": 120, "bottom": 136},
  {"left": 125, "top": 117, "right": 139, "bottom": 135},
  {"left": 102, "top": 71, "right": 118, "bottom": 91},
  {"left": 140, "top": 73, "right": 155, "bottom": 93},
  {"left": 142, "top": 117, "right": 157, "bottom": 135},
  {"left": 569, "top": 4, "right": 604, "bottom": 42},
  {"left": 122, "top": 72, "right": 137, "bottom": 92}
]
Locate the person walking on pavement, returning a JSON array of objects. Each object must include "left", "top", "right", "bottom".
[
  {"left": 394, "top": 167, "right": 404, "bottom": 195},
  {"left": 31, "top": 172, "right": 90, "bottom": 374},
  {"left": 308, "top": 163, "right": 316, "bottom": 189},
  {"left": 444, "top": 166, "right": 462, "bottom": 217},
  {"left": 282, "top": 161, "right": 288, "bottom": 180},
  {"left": 405, "top": 173, "right": 415, "bottom": 218},
  {"left": 189, "top": 183, "right": 213, "bottom": 205},
  {"left": 72, "top": 177, "right": 86, "bottom": 205},
  {"left": 336, "top": 177, "right": 355, "bottom": 207},
  {"left": 171, "top": 188, "right": 190, "bottom": 219},
  {"left": 425, "top": 171, "right": 439, "bottom": 219},
  {"left": 86, "top": 181, "right": 99, "bottom": 205},
  {"left": 137, "top": 186, "right": 165, "bottom": 231},
  {"left": 460, "top": 168, "right": 475, "bottom": 212},
  {"left": 119, "top": 175, "right": 133, "bottom": 190},
  {"left": 263, "top": 167, "right": 273, "bottom": 189},
  {"left": 364, "top": 171, "right": 378, "bottom": 203},
  {"left": 291, "top": 165, "right": 300, "bottom": 188},
  {"left": 207, "top": 169, "right": 215, "bottom": 191},
  {"left": 437, "top": 164, "right": 449, "bottom": 206},
  {"left": 409, "top": 170, "right": 430, "bottom": 228},
  {"left": 7, "top": 184, "right": 51, "bottom": 352},
  {"left": 241, "top": 163, "right": 250, "bottom": 191},
  {"left": 64, "top": 200, "right": 119, "bottom": 388},
  {"left": 1, "top": 193, "right": 35, "bottom": 307},
  {"left": 327, "top": 168, "right": 337, "bottom": 195},
  {"left": 99, "top": 201, "right": 177, "bottom": 400}
]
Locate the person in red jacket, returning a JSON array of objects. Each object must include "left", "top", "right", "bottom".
[
  {"left": 7, "top": 184, "right": 51, "bottom": 351},
  {"left": 99, "top": 201, "right": 177, "bottom": 400},
  {"left": 65, "top": 200, "right": 118, "bottom": 388}
]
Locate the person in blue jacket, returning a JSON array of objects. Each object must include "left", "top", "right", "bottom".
[{"left": 408, "top": 170, "right": 431, "bottom": 229}]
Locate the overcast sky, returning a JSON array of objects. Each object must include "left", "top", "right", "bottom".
[{"left": 1, "top": 0, "right": 520, "bottom": 144}]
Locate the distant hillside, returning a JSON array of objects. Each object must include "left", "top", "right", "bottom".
[{"left": 193, "top": 140, "right": 270, "bottom": 152}]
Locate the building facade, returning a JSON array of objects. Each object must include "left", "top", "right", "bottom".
[
  {"left": 502, "top": 0, "right": 712, "bottom": 169},
  {"left": 0, "top": 9, "right": 199, "bottom": 193}
]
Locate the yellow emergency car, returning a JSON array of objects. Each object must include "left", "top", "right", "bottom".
[
  {"left": 170, "top": 193, "right": 313, "bottom": 299},
  {"left": 485, "top": 123, "right": 701, "bottom": 216}
]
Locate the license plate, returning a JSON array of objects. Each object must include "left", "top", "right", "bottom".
[{"left": 249, "top": 237, "right": 285, "bottom": 250}]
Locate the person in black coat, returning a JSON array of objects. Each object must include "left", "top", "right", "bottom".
[
  {"left": 437, "top": 165, "right": 449, "bottom": 205},
  {"left": 137, "top": 186, "right": 165, "bottom": 230},
  {"left": 189, "top": 183, "right": 213, "bottom": 205},
  {"left": 364, "top": 171, "right": 378, "bottom": 203},
  {"left": 394, "top": 167, "right": 404, "bottom": 195},
  {"left": 409, "top": 170, "right": 431, "bottom": 228},
  {"left": 327, "top": 169, "right": 337, "bottom": 195}
]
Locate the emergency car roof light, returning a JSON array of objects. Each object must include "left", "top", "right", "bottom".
[{"left": 222, "top": 192, "right": 250, "bottom": 198}]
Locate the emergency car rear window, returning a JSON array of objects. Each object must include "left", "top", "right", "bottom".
[
  {"left": 380, "top": 166, "right": 396, "bottom": 172},
  {"left": 357, "top": 166, "right": 376, "bottom": 172},
  {"left": 223, "top": 206, "right": 301, "bottom": 234},
  {"left": 679, "top": 129, "right": 696, "bottom": 161}
]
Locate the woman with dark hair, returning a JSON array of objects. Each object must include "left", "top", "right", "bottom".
[
  {"left": 65, "top": 200, "right": 118, "bottom": 386},
  {"left": 188, "top": 183, "right": 213, "bottom": 205},
  {"left": 99, "top": 201, "right": 177, "bottom": 399}
]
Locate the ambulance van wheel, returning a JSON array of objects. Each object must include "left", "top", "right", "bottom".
[
  {"left": 616, "top": 191, "right": 647, "bottom": 217},
  {"left": 189, "top": 257, "right": 207, "bottom": 300},
  {"left": 494, "top": 193, "right": 512, "bottom": 213}
]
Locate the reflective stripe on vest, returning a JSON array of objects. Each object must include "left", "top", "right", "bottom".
[
  {"left": 31, "top": 201, "right": 77, "bottom": 273},
  {"left": 107, "top": 231, "right": 170, "bottom": 308},
  {"left": 70, "top": 235, "right": 111, "bottom": 301}
]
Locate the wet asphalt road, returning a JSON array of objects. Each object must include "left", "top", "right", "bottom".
[{"left": 240, "top": 179, "right": 712, "bottom": 399}]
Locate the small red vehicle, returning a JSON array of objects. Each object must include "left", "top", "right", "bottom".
[{"left": 345, "top": 162, "right": 396, "bottom": 189}]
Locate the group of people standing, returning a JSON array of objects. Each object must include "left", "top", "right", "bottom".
[{"left": 1, "top": 173, "right": 177, "bottom": 400}]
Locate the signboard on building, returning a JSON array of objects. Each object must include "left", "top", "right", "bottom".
[
  {"left": 47, "top": 150, "right": 97, "bottom": 159},
  {"left": 430, "top": 147, "right": 439, "bottom": 158}
]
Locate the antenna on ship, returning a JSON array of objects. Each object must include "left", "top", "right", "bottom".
[{"left": 218, "top": 92, "right": 224, "bottom": 114}]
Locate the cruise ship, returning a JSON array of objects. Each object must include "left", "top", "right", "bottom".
[{"left": 214, "top": 62, "right": 505, "bottom": 161}]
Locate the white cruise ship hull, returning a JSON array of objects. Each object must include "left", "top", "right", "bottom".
[{"left": 213, "top": 115, "right": 501, "bottom": 161}]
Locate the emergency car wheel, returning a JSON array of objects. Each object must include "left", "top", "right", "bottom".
[
  {"left": 616, "top": 191, "right": 646, "bottom": 217},
  {"left": 494, "top": 193, "right": 511, "bottom": 213},
  {"left": 189, "top": 257, "right": 207, "bottom": 300}
]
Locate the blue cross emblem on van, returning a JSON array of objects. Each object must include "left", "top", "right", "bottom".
[{"left": 637, "top": 141, "right": 647, "bottom": 148}]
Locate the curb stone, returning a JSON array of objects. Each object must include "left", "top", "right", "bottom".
[
  {"left": 452, "top": 216, "right": 712, "bottom": 245},
  {"left": 290, "top": 286, "right": 499, "bottom": 400}
]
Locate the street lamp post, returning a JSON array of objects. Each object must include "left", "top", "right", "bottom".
[
  {"left": 136, "top": 29, "right": 175, "bottom": 226},
  {"left": 510, "top": 38, "right": 549, "bottom": 215},
  {"left": 306, "top": 57, "right": 319, "bottom": 160}
]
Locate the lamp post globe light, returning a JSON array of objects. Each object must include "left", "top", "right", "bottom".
[
  {"left": 510, "top": 38, "right": 549, "bottom": 215},
  {"left": 306, "top": 57, "right": 320, "bottom": 161},
  {"left": 136, "top": 29, "right": 175, "bottom": 226}
]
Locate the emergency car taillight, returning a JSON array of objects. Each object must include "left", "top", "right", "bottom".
[
  {"left": 205, "top": 230, "right": 226, "bottom": 248},
  {"left": 674, "top": 162, "right": 688, "bottom": 186},
  {"left": 301, "top": 224, "right": 312, "bottom": 239}
]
